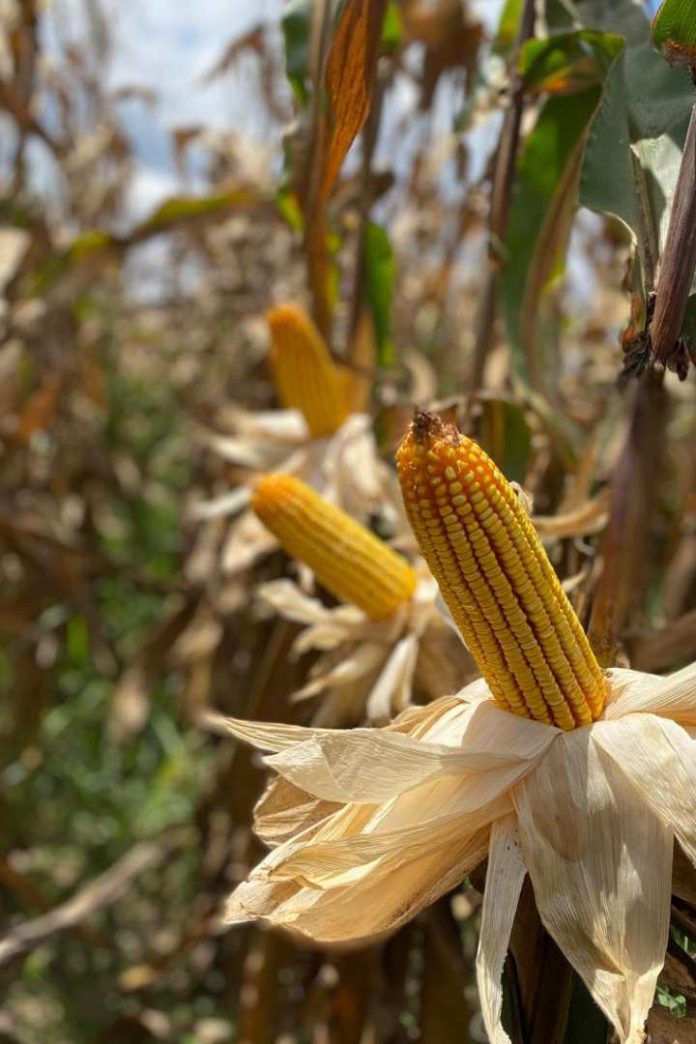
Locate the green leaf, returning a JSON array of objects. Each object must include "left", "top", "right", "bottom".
[
  {"left": 134, "top": 189, "right": 257, "bottom": 238},
  {"left": 502, "top": 86, "right": 604, "bottom": 381},
  {"left": 580, "top": 41, "right": 693, "bottom": 283},
  {"left": 31, "top": 190, "right": 258, "bottom": 292},
  {"left": 520, "top": 30, "right": 623, "bottom": 95},
  {"left": 282, "top": 0, "right": 313, "bottom": 105},
  {"left": 652, "top": 0, "right": 696, "bottom": 65},
  {"left": 363, "top": 221, "right": 396, "bottom": 367},
  {"left": 559, "top": 0, "right": 649, "bottom": 44},
  {"left": 477, "top": 398, "right": 532, "bottom": 483},
  {"left": 381, "top": 0, "right": 402, "bottom": 52},
  {"left": 656, "top": 985, "right": 687, "bottom": 1018},
  {"left": 276, "top": 185, "right": 305, "bottom": 232},
  {"left": 493, "top": 0, "right": 524, "bottom": 56}
]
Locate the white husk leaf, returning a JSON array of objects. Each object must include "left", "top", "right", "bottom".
[
  {"left": 365, "top": 635, "right": 419, "bottom": 721},
  {"left": 606, "top": 662, "right": 696, "bottom": 726},
  {"left": 592, "top": 713, "right": 696, "bottom": 865},
  {"left": 291, "top": 642, "right": 387, "bottom": 701},
  {"left": 513, "top": 728, "right": 673, "bottom": 1044},
  {"left": 476, "top": 814, "right": 527, "bottom": 1044}
]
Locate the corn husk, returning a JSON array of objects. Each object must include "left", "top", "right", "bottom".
[{"left": 212, "top": 661, "right": 696, "bottom": 1044}]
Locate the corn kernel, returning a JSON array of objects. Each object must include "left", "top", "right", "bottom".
[
  {"left": 267, "top": 304, "right": 350, "bottom": 438},
  {"left": 253, "top": 474, "right": 417, "bottom": 620},
  {"left": 396, "top": 411, "right": 606, "bottom": 729}
]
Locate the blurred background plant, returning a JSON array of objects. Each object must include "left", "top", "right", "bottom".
[{"left": 0, "top": 0, "right": 694, "bottom": 1041}]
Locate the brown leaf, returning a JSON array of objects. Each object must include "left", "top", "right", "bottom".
[{"left": 318, "top": 0, "right": 387, "bottom": 206}]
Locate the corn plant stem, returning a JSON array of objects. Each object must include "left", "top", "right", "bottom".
[
  {"left": 588, "top": 352, "right": 668, "bottom": 667},
  {"left": 301, "top": 0, "right": 334, "bottom": 339},
  {"left": 469, "top": 0, "right": 535, "bottom": 391},
  {"left": 650, "top": 94, "right": 696, "bottom": 366},
  {"left": 506, "top": 880, "right": 577, "bottom": 1044}
]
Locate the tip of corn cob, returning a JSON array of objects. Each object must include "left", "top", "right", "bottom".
[
  {"left": 265, "top": 304, "right": 350, "bottom": 438},
  {"left": 396, "top": 410, "right": 607, "bottom": 729},
  {"left": 252, "top": 473, "right": 417, "bottom": 620}
]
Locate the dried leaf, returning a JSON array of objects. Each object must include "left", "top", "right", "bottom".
[{"left": 318, "top": 0, "right": 387, "bottom": 205}]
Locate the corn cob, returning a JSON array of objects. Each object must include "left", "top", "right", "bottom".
[
  {"left": 267, "top": 304, "right": 350, "bottom": 438},
  {"left": 252, "top": 474, "right": 417, "bottom": 619},
  {"left": 396, "top": 411, "right": 606, "bottom": 729}
]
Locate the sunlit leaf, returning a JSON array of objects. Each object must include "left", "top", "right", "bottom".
[
  {"left": 381, "top": 1, "right": 402, "bottom": 52},
  {"left": 493, "top": 0, "right": 524, "bottom": 56},
  {"left": 319, "top": 0, "right": 387, "bottom": 204},
  {"left": 652, "top": 0, "right": 696, "bottom": 65},
  {"left": 363, "top": 220, "right": 396, "bottom": 367},
  {"left": 276, "top": 185, "right": 305, "bottom": 232},
  {"left": 134, "top": 188, "right": 258, "bottom": 238},
  {"left": 520, "top": 31, "right": 623, "bottom": 96},
  {"left": 502, "top": 87, "right": 604, "bottom": 381}
]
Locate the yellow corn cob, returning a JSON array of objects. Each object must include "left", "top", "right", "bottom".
[
  {"left": 267, "top": 304, "right": 350, "bottom": 438},
  {"left": 252, "top": 474, "right": 417, "bottom": 620},
  {"left": 396, "top": 411, "right": 607, "bottom": 729}
]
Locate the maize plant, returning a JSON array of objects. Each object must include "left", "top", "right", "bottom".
[
  {"left": 252, "top": 473, "right": 416, "bottom": 618},
  {"left": 9, "top": 0, "right": 696, "bottom": 1040},
  {"left": 396, "top": 411, "right": 606, "bottom": 728},
  {"left": 251, "top": 473, "right": 467, "bottom": 724},
  {"left": 266, "top": 303, "right": 351, "bottom": 437},
  {"left": 215, "top": 413, "right": 696, "bottom": 1044}
]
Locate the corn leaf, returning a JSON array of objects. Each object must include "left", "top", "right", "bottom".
[
  {"left": 363, "top": 220, "right": 396, "bottom": 367},
  {"left": 652, "top": 0, "right": 696, "bottom": 65},
  {"left": 319, "top": 0, "right": 387, "bottom": 204},
  {"left": 501, "top": 86, "right": 603, "bottom": 382}
]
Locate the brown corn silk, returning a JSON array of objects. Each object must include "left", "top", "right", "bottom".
[
  {"left": 267, "top": 304, "right": 350, "bottom": 437},
  {"left": 396, "top": 412, "right": 606, "bottom": 729},
  {"left": 252, "top": 474, "right": 417, "bottom": 620}
]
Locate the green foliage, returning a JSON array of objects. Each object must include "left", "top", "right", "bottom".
[
  {"left": 363, "top": 220, "right": 396, "bottom": 367},
  {"left": 502, "top": 86, "right": 602, "bottom": 379},
  {"left": 477, "top": 398, "right": 532, "bottom": 485},
  {"left": 652, "top": 0, "right": 696, "bottom": 64},
  {"left": 282, "top": 0, "right": 313, "bottom": 104},
  {"left": 381, "top": 1, "right": 403, "bottom": 52},
  {"left": 520, "top": 30, "right": 623, "bottom": 94},
  {"left": 580, "top": 38, "right": 693, "bottom": 313},
  {"left": 656, "top": 985, "right": 688, "bottom": 1018},
  {"left": 493, "top": 0, "right": 524, "bottom": 55}
]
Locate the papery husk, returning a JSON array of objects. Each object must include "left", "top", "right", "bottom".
[
  {"left": 592, "top": 712, "right": 696, "bottom": 865},
  {"left": 254, "top": 575, "right": 453, "bottom": 723},
  {"left": 220, "top": 685, "right": 558, "bottom": 942},
  {"left": 476, "top": 814, "right": 527, "bottom": 1044},
  {"left": 198, "top": 409, "right": 409, "bottom": 575},
  {"left": 217, "top": 664, "right": 696, "bottom": 1043},
  {"left": 364, "top": 634, "right": 419, "bottom": 721},
  {"left": 605, "top": 661, "right": 696, "bottom": 727},
  {"left": 254, "top": 776, "right": 342, "bottom": 847},
  {"left": 512, "top": 727, "right": 673, "bottom": 1044}
]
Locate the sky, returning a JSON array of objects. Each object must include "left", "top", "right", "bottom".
[
  {"left": 38, "top": 0, "right": 510, "bottom": 219},
  {"left": 36, "top": 0, "right": 653, "bottom": 228}
]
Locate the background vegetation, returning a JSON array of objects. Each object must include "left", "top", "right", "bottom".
[{"left": 0, "top": 0, "right": 694, "bottom": 1040}]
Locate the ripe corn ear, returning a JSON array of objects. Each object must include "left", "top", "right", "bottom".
[
  {"left": 267, "top": 304, "right": 350, "bottom": 437},
  {"left": 396, "top": 411, "right": 607, "bottom": 729},
  {"left": 253, "top": 474, "right": 417, "bottom": 620}
]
